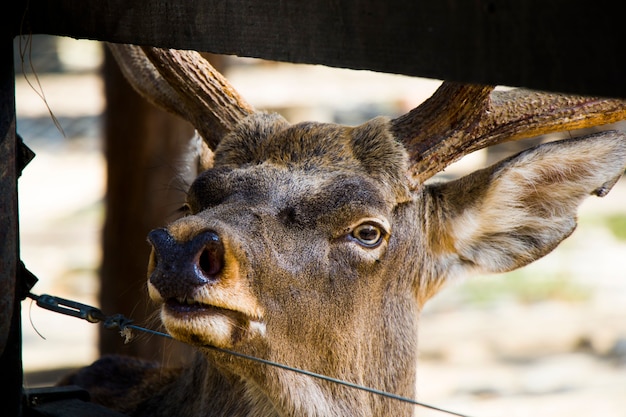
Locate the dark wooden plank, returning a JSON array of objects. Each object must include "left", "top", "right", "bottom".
[
  {"left": 0, "top": 35, "right": 23, "bottom": 417},
  {"left": 15, "top": 0, "right": 626, "bottom": 98},
  {"left": 0, "top": 34, "right": 17, "bottom": 355}
]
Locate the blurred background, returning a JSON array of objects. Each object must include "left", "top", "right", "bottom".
[{"left": 15, "top": 35, "right": 626, "bottom": 417}]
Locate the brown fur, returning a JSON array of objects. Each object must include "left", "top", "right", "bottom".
[{"left": 65, "top": 111, "right": 626, "bottom": 416}]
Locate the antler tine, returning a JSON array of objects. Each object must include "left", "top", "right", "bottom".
[
  {"left": 108, "top": 44, "right": 255, "bottom": 150},
  {"left": 391, "top": 81, "right": 626, "bottom": 185},
  {"left": 141, "top": 47, "right": 255, "bottom": 150},
  {"left": 107, "top": 43, "right": 193, "bottom": 122}
]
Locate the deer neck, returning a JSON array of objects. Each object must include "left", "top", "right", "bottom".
[
  {"left": 198, "top": 304, "right": 419, "bottom": 417},
  {"left": 142, "top": 353, "right": 278, "bottom": 417},
  {"left": 151, "top": 310, "right": 420, "bottom": 417}
]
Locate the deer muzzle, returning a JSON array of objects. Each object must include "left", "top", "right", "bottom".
[
  {"left": 147, "top": 228, "right": 225, "bottom": 299},
  {"left": 146, "top": 225, "right": 266, "bottom": 348}
]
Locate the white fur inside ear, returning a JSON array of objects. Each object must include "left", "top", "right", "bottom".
[
  {"left": 195, "top": 133, "right": 215, "bottom": 173},
  {"left": 183, "top": 131, "right": 214, "bottom": 180},
  {"left": 447, "top": 131, "right": 626, "bottom": 274}
]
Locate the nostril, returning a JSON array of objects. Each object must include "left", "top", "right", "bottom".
[
  {"left": 198, "top": 245, "right": 223, "bottom": 277},
  {"left": 194, "top": 230, "right": 224, "bottom": 279}
]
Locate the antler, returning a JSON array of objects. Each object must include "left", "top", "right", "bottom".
[
  {"left": 391, "top": 82, "right": 626, "bottom": 184},
  {"left": 107, "top": 44, "right": 254, "bottom": 150},
  {"left": 109, "top": 44, "right": 626, "bottom": 182}
]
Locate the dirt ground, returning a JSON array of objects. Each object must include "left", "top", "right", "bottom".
[{"left": 15, "top": 38, "right": 626, "bottom": 417}]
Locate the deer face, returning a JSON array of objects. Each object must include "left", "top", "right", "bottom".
[
  {"left": 147, "top": 115, "right": 423, "bottom": 400},
  {"left": 108, "top": 45, "right": 626, "bottom": 416}
]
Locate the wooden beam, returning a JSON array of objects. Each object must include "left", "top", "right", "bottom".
[
  {"left": 0, "top": 35, "right": 23, "bottom": 417},
  {"left": 15, "top": 0, "right": 626, "bottom": 98}
]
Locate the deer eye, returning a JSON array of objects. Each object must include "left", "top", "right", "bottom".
[{"left": 351, "top": 223, "right": 384, "bottom": 248}]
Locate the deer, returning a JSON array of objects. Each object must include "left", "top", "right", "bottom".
[{"left": 61, "top": 43, "right": 626, "bottom": 417}]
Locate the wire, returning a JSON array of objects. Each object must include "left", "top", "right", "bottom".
[
  {"left": 27, "top": 292, "right": 476, "bottom": 417},
  {"left": 131, "top": 325, "right": 473, "bottom": 417}
]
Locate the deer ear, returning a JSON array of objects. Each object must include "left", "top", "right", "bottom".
[
  {"left": 426, "top": 131, "right": 626, "bottom": 277},
  {"left": 179, "top": 132, "right": 215, "bottom": 185}
]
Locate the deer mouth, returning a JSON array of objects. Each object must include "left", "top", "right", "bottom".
[
  {"left": 159, "top": 294, "right": 266, "bottom": 349},
  {"left": 164, "top": 296, "right": 245, "bottom": 320},
  {"left": 148, "top": 281, "right": 265, "bottom": 348}
]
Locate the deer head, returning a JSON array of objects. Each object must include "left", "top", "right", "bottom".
[{"left": 106, "top": 44, "right": 626, "bottom": 417}]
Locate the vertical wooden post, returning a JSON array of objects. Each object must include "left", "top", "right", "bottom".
[
  {"left": 100, "top": 48, "right": 194, "bottom": 363},
  {"left": 0, "top": 36, "right": 23, "bottom": 416}
]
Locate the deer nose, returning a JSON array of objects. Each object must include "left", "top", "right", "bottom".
[{"left": 147, "top": 228, "right": 225, "bottom": 297}]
